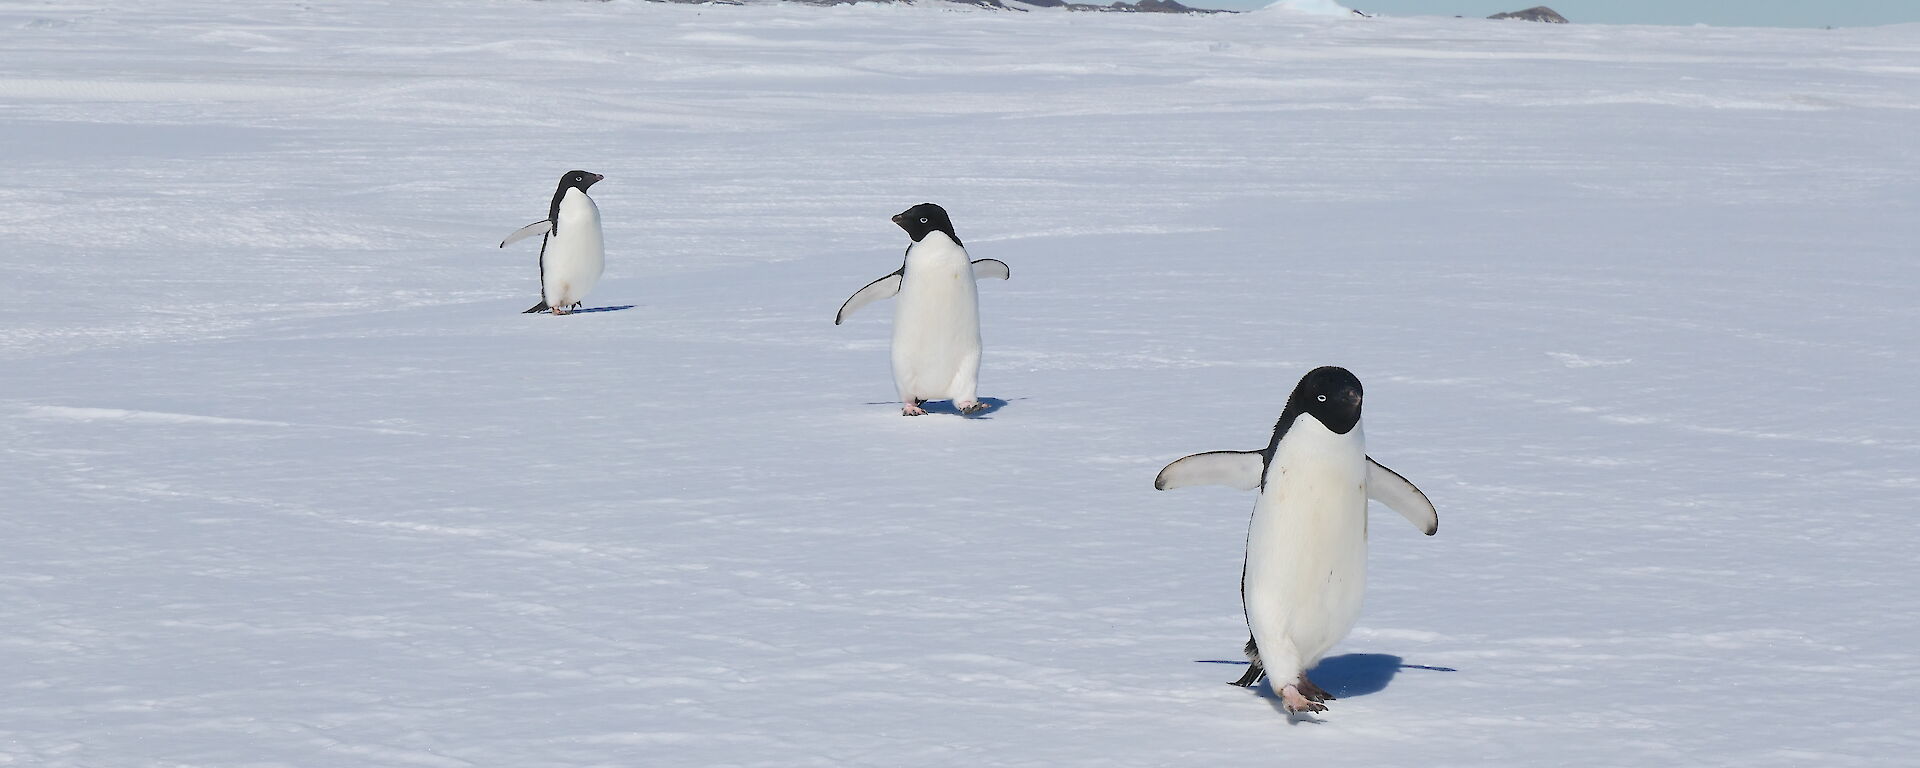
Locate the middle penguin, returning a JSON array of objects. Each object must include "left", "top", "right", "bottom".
[{"left": 835, "top": 203, "right": 1010, "bottom": 416}]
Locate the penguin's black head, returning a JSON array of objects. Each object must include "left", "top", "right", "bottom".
[
  {"left": 891, "top": 203, "right": 960, "bottom": 245},
  {"left": 559, "top": 170, "right": 604, "bottom": 191},
  {"left": 1284, "top": 366, "right": 1364, "bottom": 436}
]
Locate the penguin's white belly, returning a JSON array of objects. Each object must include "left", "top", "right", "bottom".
[
  {"left": 891, "top": 240, "right": 981, "bottom": 401},
  {"left": 542, "top": 191, "right": 604, "bottom": 308},
  {"left": 1245, "top": 424, "right": 1369, "bottom": 671}
]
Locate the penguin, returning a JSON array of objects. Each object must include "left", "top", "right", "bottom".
[
  {"left": 499, "top": 170, "right": 605, "bottom": 315},
  {"left": 1153, "top": 366, "right": 1438, "bottom": 714},
  {"left": 834, "top": 203, "right": 1009, "bottom": 416}
]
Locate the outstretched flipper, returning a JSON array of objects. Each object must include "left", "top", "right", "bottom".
[
  {"left": 834, "top": 270, "right": 903, "bottom": 325},
  {"left": 500, "top": 220, "right": 552, "bottom": 248},
  {"left": 1366, "top": 457, "right": 1439, "bottom": 535},
  {"left": 523, "top": 301, "right": 550, "bottom": 314},
  {"left": 970, "top": 258, "right": 1010, "bottom": 281},
  {"left": 1154, "top": 450, "right": 1263, "bottom": 491}
]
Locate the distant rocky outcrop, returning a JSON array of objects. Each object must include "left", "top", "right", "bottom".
[
  {"left": 1488, "top": 6, "right": 1568, "bottom": 23},
  {"left": 986, "top": 0, "right": 1227, "bottom": 12},
  {"left": 1092, "top": 0, "right": 1222, "bottom": 13}
]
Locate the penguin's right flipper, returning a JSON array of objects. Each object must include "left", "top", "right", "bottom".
[
  {"left": 522, "top": 301, "right": 550, "bottom": 314},
  {"left": 1366, "top": 457, "right": 1439, "bottom": 535},
  {"left": 499, "top": 220, "right": 552, "bottom": 248},
  {"left": 1154, "top": 450, "right": 1263, "bottom": 491},
  {"left": 834, "top": 270, "right": 903, "bottom": 325},
  {"left": 970, "top": 258, "right": 1010, "bottom": 281}
]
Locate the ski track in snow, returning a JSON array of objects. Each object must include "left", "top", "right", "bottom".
[{"left": 2, "top": 1, "right": 1918, "bottom": 765}]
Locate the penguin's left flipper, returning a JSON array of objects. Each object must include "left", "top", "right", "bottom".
[
  {"left": 500, "top": 220, "right": 552, "bottom": 248},
  {"left": 1366, "top": 457, "right": 1438, "bottom": 535},
  {"left": 834, "top": 270, "right": 902, "bottom": 325},
  {"left": 970, "top": 258, "right": 1010, "bottom": 281},
  {"left": 1154, "top": 450, "right": 1263, "bottom": 491}
]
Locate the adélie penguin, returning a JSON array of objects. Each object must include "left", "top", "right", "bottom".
[
  {"left": 1154, "top": 366, "right": 1438, "bottom": 714},
  {"left": 834, "top": 203, "right": 1010, "bottom": 416},
  {"left": 499, "top": 170, "right": 605, "bottom": 315}
]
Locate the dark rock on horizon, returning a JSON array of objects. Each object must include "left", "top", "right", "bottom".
[
  {"left": 1489, "top": 6, "right": 1568, "bottom": 23},
  {"left": 1096, "top": 0, "right": 1221, "bottom": 13}
]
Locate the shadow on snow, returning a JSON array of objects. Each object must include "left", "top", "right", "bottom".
[
  {"left": 862, "top": 397, "right": 1018, "bottom": 418},
  {"left": 1194, "top": 653, "right": 1457, "bottom": 722}
]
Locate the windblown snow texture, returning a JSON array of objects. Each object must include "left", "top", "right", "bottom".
[{"left": 2, "top": 1, "right": 1917, "bottom": 765}]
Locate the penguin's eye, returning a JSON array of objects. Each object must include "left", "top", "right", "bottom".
[
  {"left": 919, "top": 217, "right": 928, "bottom": 224},
  {"left": 1316, "top": 395, "right": 1328, "bottom": 402}
]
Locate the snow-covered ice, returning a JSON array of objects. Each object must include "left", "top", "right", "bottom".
[{"left": 3, "top": 1, "right": 1918, "bottom": 765}]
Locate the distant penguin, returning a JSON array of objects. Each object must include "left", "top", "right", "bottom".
[
  {"left": 1154, "top": 366, "right": 1438, "bottom": 714},
  {"left": 834, "top": 203, "right": 1009, "bottom": 416},
  {"left": 499, "top": 170, "right": 606, "bottom": 315}
]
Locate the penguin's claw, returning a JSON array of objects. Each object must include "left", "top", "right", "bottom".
[
  {"left": 1297, "top": 675, "right": 1335, "bottom": 702},
  {"left": 957, "top": 401, "right": 988, "bottom": 415},
  {"left": 1280, "top": 685, "right": 1328, "bottom": 713},
  {"left": 902, "top": 404, "right": 927, "bottom": 416}
]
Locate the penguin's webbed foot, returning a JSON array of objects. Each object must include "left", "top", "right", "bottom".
[
  {"left": 902, "top": 403, "right": 927, "bottom": 416},
  {"left": 1296, "top": 673, "right": 1335, "bottom": 703},
  {"left": 956, "top": 400, "right": 989, "bottom": 415},
  {"left": 1280, "top": 684, "right": 1328, "bottom": 713}
]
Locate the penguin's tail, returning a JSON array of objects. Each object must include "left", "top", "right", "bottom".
[{"left": 522, "top": 301, "right": 550, "bottom": 314}]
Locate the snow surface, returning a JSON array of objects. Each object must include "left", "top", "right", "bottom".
[
  {"left": 4, "top": 1, "right": 1919, "bottom": 765},
  {"left": 1265, "top": 0, "right": 1354, "bottom": 18}
]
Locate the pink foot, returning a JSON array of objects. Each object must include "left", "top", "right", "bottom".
[
  {"left": 902, "top": 404, "right": 927, "bottom": 416},
  {"left": 551, "top": 305, "right": 572, "bottom": 316},
  {"left": 1280, "top": 684, "right": 1328, "bottom": 714},
  {"left": 956, "top": 400, "right": 988, "bottom": 414}
]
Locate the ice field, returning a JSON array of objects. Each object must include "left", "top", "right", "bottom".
[{"left": 3, "top": 0, "right": 1918, "bottom": 765}]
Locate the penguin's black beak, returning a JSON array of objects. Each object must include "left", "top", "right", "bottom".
[
  {"left": 591, "top": 173, "right": 605, "bottom": 183},
  {"left": 890, "top": 212, "right": 907, "bottom": 225}
]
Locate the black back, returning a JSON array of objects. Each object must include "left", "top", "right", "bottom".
[
  {"left": 1259, "top": 366, "right": 1365, "bottom": 470},
  {"left": 547, "top": 170, "right": 604, "bottom": 236},
  {"left": 891, "top": 202, "right": 961, "bottom": 246}
]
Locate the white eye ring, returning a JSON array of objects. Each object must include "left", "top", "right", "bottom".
[
  {"left": 919, "top": 217, "right": 928, "bottom": 223},
  {"left": 1316, "top": 395, "right": 1328, "bottom": 402}
]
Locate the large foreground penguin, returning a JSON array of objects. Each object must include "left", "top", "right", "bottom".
[
  {"left": 835, "top": 203, "right": 1010, "bottom": 416},
  {"left": 1154, "top": 366, "right": 1438, "bottom": 714},
  {"left": 500, "top": 170, "right": 605, "bottom": 315}
]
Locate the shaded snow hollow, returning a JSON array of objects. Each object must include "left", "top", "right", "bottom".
[{"left": 2, "top": 1, "right": 1918, "bottom": 766}]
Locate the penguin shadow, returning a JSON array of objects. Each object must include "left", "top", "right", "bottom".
[
  {"left": 566, "top": 304, "right": 635, "bottom": 314},
  {"left": 1195, "top": 653, "right": 1456, "bottom": 723},
  {"left": 861, "top": 397, "right": 1019, "bottom": 418}
]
